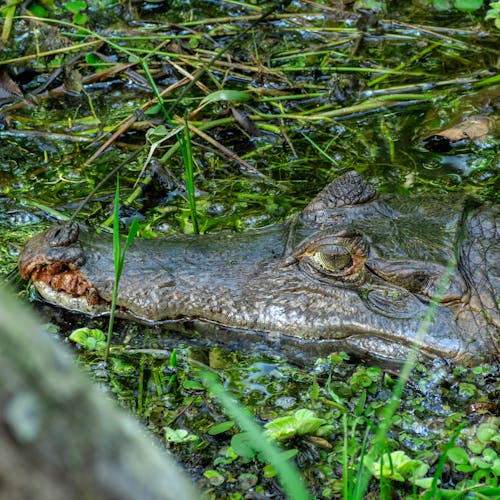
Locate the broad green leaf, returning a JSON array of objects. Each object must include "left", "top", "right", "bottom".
[
  {"left": 447, "top": 447, "right": 469, "bottom": 465},
  {"left": 69, "top": 328, "right": 106, "bottom": 351},
  {"left": 29, "top": 4, "right": 49, "bottom": 17},
  {"left": 398, "top": 458, "right": 429, "bottom": 479},
  {"left": 208, "top": 420, "right": 235, "bottom": 435},
  {"left": 414, "top": 477, "right": 435, "bottom": 489},
  {"left": 203, "top": 470, "right": 225, "bottom": 486},
  {"left": 477, "top": 423, "right": 500, "bottom": 444},
  {"left": 73, "top": 12, "right": 88, "bottom": 25},
  {"left": 294, "top": 409, "right": 327, "bottom": 435},
  {"left": 453, "top": 0, "right": 483, "bottom": 12},
  {"left": 230, "top": 432, "right": 258, "bottom": 460},
  {"left": 456, "top": 464, "right": 477, "bottom": 472},
  {"left": 164, "top": 427, "right": 197, "bottom": 443},
  {"left": 366, "top": 451, "right": 430, "bottom": 483},
  {"left": 265, "top": 416, "right": 297, "bottom": 441},
  {"left": 66, "top": 1, "right": 86, "bottom": 13}
]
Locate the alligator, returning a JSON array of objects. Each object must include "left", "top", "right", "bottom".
[{"left": 18, "top": 171, "right": 499, "bottom": 365}]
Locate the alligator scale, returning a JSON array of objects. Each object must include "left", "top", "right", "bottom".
[{"left": 19, "top": 172, "right": 499, "bottom": 365}]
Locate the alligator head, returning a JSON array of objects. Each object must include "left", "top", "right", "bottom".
[{"left": 19, "top": 171, "right": 499, "bottom": 365}]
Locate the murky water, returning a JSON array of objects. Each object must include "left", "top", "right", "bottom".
[{"left": 1, "top": 1, "right": 498, "bottom": 497}]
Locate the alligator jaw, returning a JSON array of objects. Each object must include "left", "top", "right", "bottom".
[{"left": 32, "top": 280, "right": 109, "bottom": 316}]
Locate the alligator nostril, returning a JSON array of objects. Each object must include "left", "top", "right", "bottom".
[{"left": 49, "top": 223, "right": 80, "bottom": 247}]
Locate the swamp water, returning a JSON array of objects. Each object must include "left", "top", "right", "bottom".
[{"left": 1, "top": 1, "right": 498, "bottom": 497}]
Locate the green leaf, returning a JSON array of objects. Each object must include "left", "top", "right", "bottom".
[
  {"left": 113, "top": 178, "right": 121, "bottom": 276},
  {"left": 365, "top": 451, "right": 430, "bottom": 483},
  {"left": 398, "top": 459, "right": 429, "bottom": 479},
  {"left": 122, "top": 217, "right": 139, "bottom": 255},
  {"left": 265, "top": 416, "right": 297, "bottom": 441},
  {"left": 293, "top": 409, "right": 327, "bottom": 435},
  {"left": 415, "top": 477, "right": 435, "bottom": 489},
  {"left": 29, "top": 4, "right": 49, "bottom": 17},
  {"left": 492, "top": 458, "right": 500, "bottom": 476},
  {"left": 203, "top": 470, "right": 225, "bottom": 486},
  {"left": 456, "top": 464, "right": 477, "bottom": 472},
  {"left": 453, "top": 0, "right": 484, "bottom": 12},
  {"left": 471, "top": 456, "right": 493, "bottom": 469},
  {"left": 230, "top": 432, "right": 258, "bottom": 460},
  {"left": 472, "top": 468, "right": 496, "bottom": 484},
  {"left": 471, "top": 486, "right": 500, "bottom": 497},
  {"left": 477, "top": 423, "right": 500, "bottom": 444},
  {"left": 164, "top": 427, "right": 197, "bottom": 443},
  {"left": 145, "top": 103, "right": 164, "bottom": 115},
  {"left": 199, "top": 90, "right": 251, "bottom": 108},
  {"left": 73, "top": 12, "right": 88, "bottom": 25},
  {"left": 182, "top": 379, "right": 205, "bottom": 391},
  {"left": 447, "top": 447, "right": 469, "bottom": 465},
  {"left": 66, "top": 1, "right": 87, "bottom": 13},
  {"left": 458, "top": 382, "right": 476, "bottom": 397},
  {"left": 69, "top": 328, "right": 106, "bottom": 351},
  {"left": 208, "top": 420, "right": 235, "bottom": 436},
  {"left": 169, "top": 349, "right": 177, "bottom": 368},
  {"left": 110, "top": 357, "right": 136, "bottom": 375},
  {"left": 265, "top": 409, "right": 327, "bottom": 441},
  {"left": 432, "top": 0, "right": 453, "bottom": 11},
  {"left": 483, "top": 448, "right": 498, "bottom": 461}
]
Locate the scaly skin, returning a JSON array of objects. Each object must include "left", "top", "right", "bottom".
[{"left": 19, "top": 172, "right": 499, "bottom": 365}]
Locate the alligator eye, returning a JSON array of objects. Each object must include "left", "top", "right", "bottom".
[
  {"left": 287, "top": 230, "right": 369, "bottom": 284},
  {"left": 313, "top": 245, "right": 353, "bottom": 272}
]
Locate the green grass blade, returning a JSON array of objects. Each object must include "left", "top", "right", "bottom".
[
  {"left": 181, "top": 121, "right": 199, "bottom": 234},
  {"left": 353, "top": 261, "right": 458, "bottom": 496},
  {"left": 201, "top": 370, "right": 311, "bottom": 500},
  {"left": 105, "top": 177, "right": 138, "bottom": 362},
  {"left": 429, "top": 424, "right": 466, "bottom": 496},
  {"left": 123, "top": 217, "right": 139, "bottom": 255},
  {"left": 113, "top": 179, "right": 121, "bottom": 276}
]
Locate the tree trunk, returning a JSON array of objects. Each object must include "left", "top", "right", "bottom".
[{"left": 0, "top": 285, "right": 198, "bottom": 500}]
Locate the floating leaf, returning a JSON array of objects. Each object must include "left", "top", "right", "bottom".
[
  {"left": 365, "top": 450, "right": 431, "bottom": 484},
  {"left": 69, "top": 328, "right": 106, "bottom": 351},
  {"left": 208, "top": 420, "right": 235, "bottom": 436},
  {"left": 66, "top": 1, "right": 87, "bottom": 13},
  {"left": 477, "top": 422, "right": 500, "bottom": 444},
  {"left": 264, "top": 409, "right": 328, "bottom": 441},
  {"left": 164, "top": 427, "right": 197, "bottom": 443},
  {"left": 203, "top": 469, "right": 225, "bottom": 486},
  {"left": 447, "top": 447, "right": 469, "bottom": 465},
  {"left": 453, "top": 0, "right": 484, "bottom": 13},
  {"left": 230, "top": 432, "right": 258, "bottom": 460},
  {"left": 422, "top": 116, "right": 491, "bottom": 152}
]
